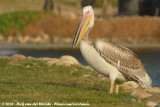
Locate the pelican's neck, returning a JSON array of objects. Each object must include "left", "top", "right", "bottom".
[
  {"left": 81, "top": 32, "right": 92, "bottom": 46},
  {"left": 82, "top": 27, "right": 92, "bottom": 41}
]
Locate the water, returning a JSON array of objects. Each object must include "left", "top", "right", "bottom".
[{"left": 0, "top": 48, "right": 160, "bottom": 87}]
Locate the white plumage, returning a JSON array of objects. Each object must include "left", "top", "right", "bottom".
[{"left": 73, "top": 6, "right": 152, "bottom": 94}]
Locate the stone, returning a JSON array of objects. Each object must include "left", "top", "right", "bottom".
[
  {"left": 55, "top": 62, "right": 70, "bottom": 66},
  {"left": 17, "top": 36, "right": 29, "bottom": 44},
  {"left": 26, "top": 35, "right": 33, "bottom": 43},
  {"left": 144, "top": 87, "right": 160, "bottom": 94},
  {"left": 0, "top": 35, "right": 5, "bottom": 42},
  {"left": 83, "top": 74, "right": 90, "bottom": 77},
  {"left": 131, "top": 89, "right": 152, "bottom": 99},
  {"left": 11, "top": 54, "right": 26, "bottom": 59},
  {"left": 39, "top": 57, "right": 53, "bottom": 61},
  {"left": 69, "top": 71, "right": 75, "bottom": 74},
  {"left": 145, "top": 93, "right": 160, "bottom": 107},
  {"left": 53, "top": 36, "right": 60, "bottom": 44},
  {"left": 27, "top": 56, "right": 35, "bottom": 59},
  {"left": 98, "top": 74, "right": 109, "bottom": 81},
  {"left": 42, "top": 34, "right": 50, "bottom": 43},
  {"left": 26, "top": 65, "right": 30, "bottom": 68},
  {"left": 124, "top": 97, "right": 141, "bottom": 103},
  {"left": 61, "top": 60, "right": 74, "bottom": 64},
  {"left": 61, "top": 37, "right": 72, "bottom": 44},
  {"left": 45, "top": 56, "right": 79, "bottom": 66},
  {"left": 47, "top": 59, "right": 60, "bottom": 66},
  {"left": 83, "top": 66, "right": 94, "bottom": 71},
  {"left": 0, "top": 56, "right": 8, "bottom": 59},
  {"left": 60, "top": 55, "right": 79, "bottom": 65},
  {"left": 120, "top": 81, "right": 139, "bottom": 90},
  {"left": 33, "top": 36, "right": 42, "bottom": 44},
  {"left": 7, "top": 36, "right": 14, "bottom": 43},
  {"left": 23, "top": 35, "right": 30, "bottom": 43}
]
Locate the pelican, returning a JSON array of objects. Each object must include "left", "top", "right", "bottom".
[{"left": 72, "top": 6, "right": 152, "bottom": 94}]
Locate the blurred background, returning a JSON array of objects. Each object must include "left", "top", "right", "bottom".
[
  {"left": 0, "top": 0, "right": 160, "bottom": 44},
  {"left": 0, "top": 0, "right": 159, "bottom": 87}
]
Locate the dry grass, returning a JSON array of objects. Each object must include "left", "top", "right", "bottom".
[
  {"left": 23, "top": 14, "right": 160, "bottom": 43},
  {"left": 25, "top": 13, "right": 79, "bottom": 37}
]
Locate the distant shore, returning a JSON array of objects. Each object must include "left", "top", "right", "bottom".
[{"left": 0, "top": 43, "right": 160, "bottom": 50}]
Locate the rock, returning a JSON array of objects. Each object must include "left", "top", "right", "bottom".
[
  {"left": 52, "top": 36, "right": 60, "bottom": 44},
  {"left": 23, "top": 35, "right": 30, "bottom": 43},
  {"left": 144, "top": 87, "right": 160, "bottom": 94},
  {"left": 33, "top": 36, "right": 42, "bottom": 44},
  {"left": 26, "top": 65, "right": 30, "bottom": 68},
  {"left": 61, "top": 37, "right": 72, "bottom": 44},
  {"left": 120, "top": 81, "right": 139, "bottom": 90},
  {"left": 17, "top": 36, "right": 23, "bottom": 44},
  {"left": 124, "top": 97, "right": 141, "bottom": 103},
  {"left": 55, "top": 61, "right": 71, "bottom": 66},
  {"left": 83, "top": 66, "right": 94, "bottom": 71},
  {"left": 0, "top": 35, "right": 5, "bottom": 42},
  {"left": 0, "top": 56, "right": 8, "bottom": 59},
  {"left": 26, "top": 35, "right": 33, "bottom": 43},
  {"left": 46, "top": 56, "right": 79, "bottom": 66},
  {"left": 98, "top": 74, "right": 109, "bottom": 81},
  {"left": 60, "top": 55, "right": 80, "bottom": 65},
  {"left": 42, "top": 34, "right": 50, "bottom": 43},
  {"left": 153, "top": 87, "right": 160, "bottom": 90},
  {"left": 47, "top": 59, "right": 60, "bottom": 66},
  {"left": 11, "top": 54, "right": 26, "bottom": 59},
  {"left": 27, "top": 56, "right": 35, "bottom": 60},
  {"left": 7, "top": 36, "right": 14, "bottom": 43},
  {"left": 17, "top": 36, "right": 29, "bottom": 44},
  {"left": 131, "top": 89, "right": 152, "bottom": 99},
  {"left": 39, "top": 57, "right": 53, "bottom": 61},
  {"left": 145, "top": 93, "right": 160, "bottom": 107},
  {"left": 83, "top": 74, "right": 90, "bottom": 77},
  {"left": 69, "top": 68, "right": 78, "bottom": 74},
  {"left": 155, "top": 104, "right": 160, "bottom": 107}
]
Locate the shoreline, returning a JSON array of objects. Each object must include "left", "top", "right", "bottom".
[{"left": 0, "top": 43, "right": 160, "bottom": 50}]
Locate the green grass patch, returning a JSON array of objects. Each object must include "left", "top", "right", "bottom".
[
  {"left": 0, "top": 11, "right": 37, "bottom": 36},
  {"left": 0, "top": 58, "right": 144, "bottom": 106}
]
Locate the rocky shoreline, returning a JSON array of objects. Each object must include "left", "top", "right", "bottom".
[
  {"left": 0, "top": 34, "right": 160, "bottom": 50},
  {"left": 0, "top": 54, "right": 160, "bottom": 106},
  {"left": 0, "top": 34, "right": 73, "bottom": 45},
  {"left": 1, "top": 34, "right": 160, "bottom": 46}
]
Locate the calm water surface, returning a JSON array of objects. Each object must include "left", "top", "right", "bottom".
[{"left": 0, "top": 48, "right": 160, "bottom": 87}]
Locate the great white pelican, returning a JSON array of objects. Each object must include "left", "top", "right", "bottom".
[{"left": 72, "top": 6, "right": 152, "bottom": 94}]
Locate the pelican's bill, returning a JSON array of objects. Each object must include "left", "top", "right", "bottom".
[{"left": 72, "top": 14, "right": 92, "bottom": 47}]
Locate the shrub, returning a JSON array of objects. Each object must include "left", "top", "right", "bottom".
[{"left": 0, "top": 11, "right": 37, "bottom": 36}]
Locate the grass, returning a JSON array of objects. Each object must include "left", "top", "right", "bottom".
[
  {"left": 0, "top": 58, "right": 145, "bottom": 106},
  {"left": 0, "top": 11, "right": 37, "bottom": 36}
]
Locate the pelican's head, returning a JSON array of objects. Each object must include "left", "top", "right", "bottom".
[{"left": 73, "top": 5, "right": 94, "bottom": 47}]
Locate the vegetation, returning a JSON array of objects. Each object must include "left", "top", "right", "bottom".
[
  {"left": 81, "top": 0, "right": 118, "bottom": 7},
  {"left": 0, "top": 58, "right": 145, "bottom": 106},
  {"left": 0, "top": 11, "right": 37, "bottom": 36}
]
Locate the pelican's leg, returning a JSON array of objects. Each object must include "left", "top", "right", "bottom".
[
  {"left": 109, "top": 80, "right": 115, "bottom": 94},
  {"left": 115, "top": 82, "right": 119, "bottom": 94}
]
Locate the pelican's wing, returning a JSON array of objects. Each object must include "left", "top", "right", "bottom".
[{"left": 94, "top": 39, "right": 152, "bottom": 88}]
